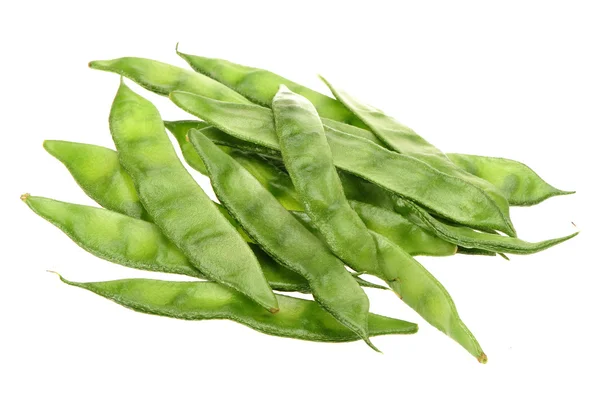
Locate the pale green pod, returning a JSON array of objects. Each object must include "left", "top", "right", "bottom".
[
  {"left": 272, "top": 86, "right": 380, "bottom": 275},
  {"left": 89, "top": 57, "right": 252, "bottom": 104},
  {"left": 447, "top": 153, "right": 574, "bottom": 206},
  {"left": 56, "top": 276, "right": 417, "bottom": 342},
  {"left": 372, "top": 232, "right": 486, "bottom": 363},
  {"left": 395, "top": 198, "right": 578, "bottom": 254},
  {"left": 170, "top": 91, "right": 514, "bottom": 235},
  {"left": 189, "top": 130, "right": 377, "bottom": 351},
  {"left": 109, "top": 80, "right": 278, "bottom": 313},
  {"left": 43, "top": 140, "right": 145, "bottom": 219}
]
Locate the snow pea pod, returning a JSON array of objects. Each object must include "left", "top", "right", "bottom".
[
  {"left": 22, "top": 195, "right": 313, "bottom": 292},
  {"left": 447, "top": 153, "right": 574, "bottom": 206},
  {"left": 394, "top": 198, "right": 578, "bottom": 254},
  {"left": 188, "top": 130, "right": 377, "bottom": 351},
  {"left": 55, "top": 276, "right": 417, "bottom": 342},
  {"left": 176, "top": 49, "right": 367, "bottom": 128},
  {"left": 109, "top": 80, "right": 278, "bottom": 313},
  {"left": 170, "top": 91, "right": 514, "bottom": 235},
  {"left": 272, "top": 86, "right": 380, "bottom": 275},
  {"left": 44, "top": 140, "right": 146, "bottom": 219},
  {"left": 320, "top": 77, "right": 515, "bottom": 237},
  {"left": 89, "top": 57, "right": 252, "bottom": 104},
  {"left": 371, "top": 232, "right": 486, "bottom": 363}
]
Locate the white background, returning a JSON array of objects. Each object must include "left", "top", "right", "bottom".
[{"left": 2, "top": 1, "right": 599, "bottom": 393}]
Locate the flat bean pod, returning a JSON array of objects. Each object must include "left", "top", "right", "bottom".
[
  {"left": 273, "top": 86, "right": 380, "bottom": 275},
  {"left": 371, "top": 232, "right": 486, "bottom": 363},
  {"left": 288, "top": 209, "right": 484, "bottom": 361},
  {"left": 56, "top": 276, "right": 417, "bottom": 342},
  {"left": 176, "top": 53, "right": 565, "bottom": 210},
  {"left": 170, "top": 92, "right": 514, "bottom": 235},
  {"left": 22, "top": 195, "right": 316, "bottom": 292},
  {"left": 321, "top": 77, "right": 514, "bottom": 236},
  {"left": 188, "top": 130, "right": 376, "bottom": 350},
  {"left": 394, "top": 198, "right": 578, "bottom": 254},
  {"left": 349, "top": 201, "right": 457, "bottom": 256},
  {"left": 89, "top": 57, "right": 252, "bottom": 104},
  {"left": 44, "top": 140, "right": 146, "bottom": 219},
  {"left": 176, "top": 49, "right": 367, "bottom": 128},
  {"left": 447, "top": 153, "right": 574, "bottom": 206},
  {"left": 109, "top": 80, "right": 278, "bottom": 312},
  {"left": 42, "top": 140, "right": 386, "bottom": 291}
]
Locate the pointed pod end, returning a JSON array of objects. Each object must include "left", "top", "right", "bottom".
[
  {"left": 364, "top": 337, "right": 382, "bottom": 353},
  {"left": 20, "top": 193, "right": 30, "bottom": 202},
  {"left": 478, "top": 353, "right": 488, "bottom": 364},
  {"left": 175, "top": 42, "right": 180, "bottom": 53}
]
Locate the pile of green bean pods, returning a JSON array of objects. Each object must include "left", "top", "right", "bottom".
[{"left": 22, "top": 46, "right": 578, "bottom": 363}]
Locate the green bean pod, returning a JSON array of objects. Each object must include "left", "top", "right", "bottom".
[
  {"left": 56, "top": 276, "right": 416, "bottom": 342},
  {"left": 447, "top": 153, "right": 574, "bottom": 206},
  {"left": 348, "top": 201, "right": 457, "bottom": 257},
  {"left": 188, "top": 130, "right": 377, "bottom": 351},
  {"left": 175, "top": 52, "right": 569, "bottom": 209},
  {"left": 288, "top": 209, "right": 484, "bottom": 361},
  {"left": 109, "top": 80, "right": 278, "bottom": 313},
  {"left": 89, "top": 57, "right": 252, "bottom": 104},
  {"left": 170, "top": 92, "right": 514, "bottom": 235},
  {"left": 22, "top": 194, "right": 316, "bottom": 292},
  {"left": 272, "top": 86, "right": 380, "bottom": 275},
  {"left": 41, "top": 140, "right": 386, "bottom": 291},
  {"left": 43, "top": 140, "right": 146, "bottom": 219},
  {"left": 395, "top": 198, "right": 578, "bottom": 254},
  {"left": 320, "top": 77, "right": 515, "bottom": 237},
  {"left": 372, "top": 232, "right": 486, "bottom": 363},
  {"left": 176, "top": 49, "right": 367, "bottom": 128}
]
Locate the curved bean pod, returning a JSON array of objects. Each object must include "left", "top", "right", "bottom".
[
  {"left": 188, "top": 130, "right": 377, "bottom": 351},
  {"left": 109, "top": 80, "right": 278, "bottom": 313},
  {"left": 176, "top": 49, "right": 367, "bottom": 128},
  {"left": 42, "top": 141, "right": 386, "bottom": 291},
  {"left": 447, "top": 153, "right": 575, "bottom": 206},
  {"left": 44, "top": 140, "right": 146, "bottom": 219},
  {"left": 170, "top": 91, "right": 514, "bottom": 235},
  {"left": 56, "top": 276, "right": 417, "bottom": 342},
  {"left": 89, "top": 57, "right": 252, "bottom": 104},
  {"left": 22, "top": 195, "right": 313, "bottom": 292},
  {"left": 273, "top": 86, "right": 380, "bottom": 275},
  {"left": 349, "top": 201, "right": 457, "bottom": 257},
  {"left": 320, "top": 77, "right": 514, "bottom": 237},
  {"left": 395, "top": 198, "right": 578, "bottom": 254},
  {"left": 372, "top": 232, "right": 486, "bottom": 363}
]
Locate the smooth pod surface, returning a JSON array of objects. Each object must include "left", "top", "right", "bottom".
[
  {"left": 273, "top": 86, "right": 380, "bottom": 275},
  {"left": 189, "top": 130, "right": 376, "bottom": 350},
  {"left": 447, "top": 153, "right": 574, "bottom": 206},
  {"left": 57, "top": 276, "right": 417, "bottom": 342},
  {"left": 89, "top": 57, "right": 252, "bottom": 104},
  {"left": 109, "top": 80, "right": 278, "bottom": 312},
  {"left": 171, "top": 92, "right": 514, "bottom": 234}
]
